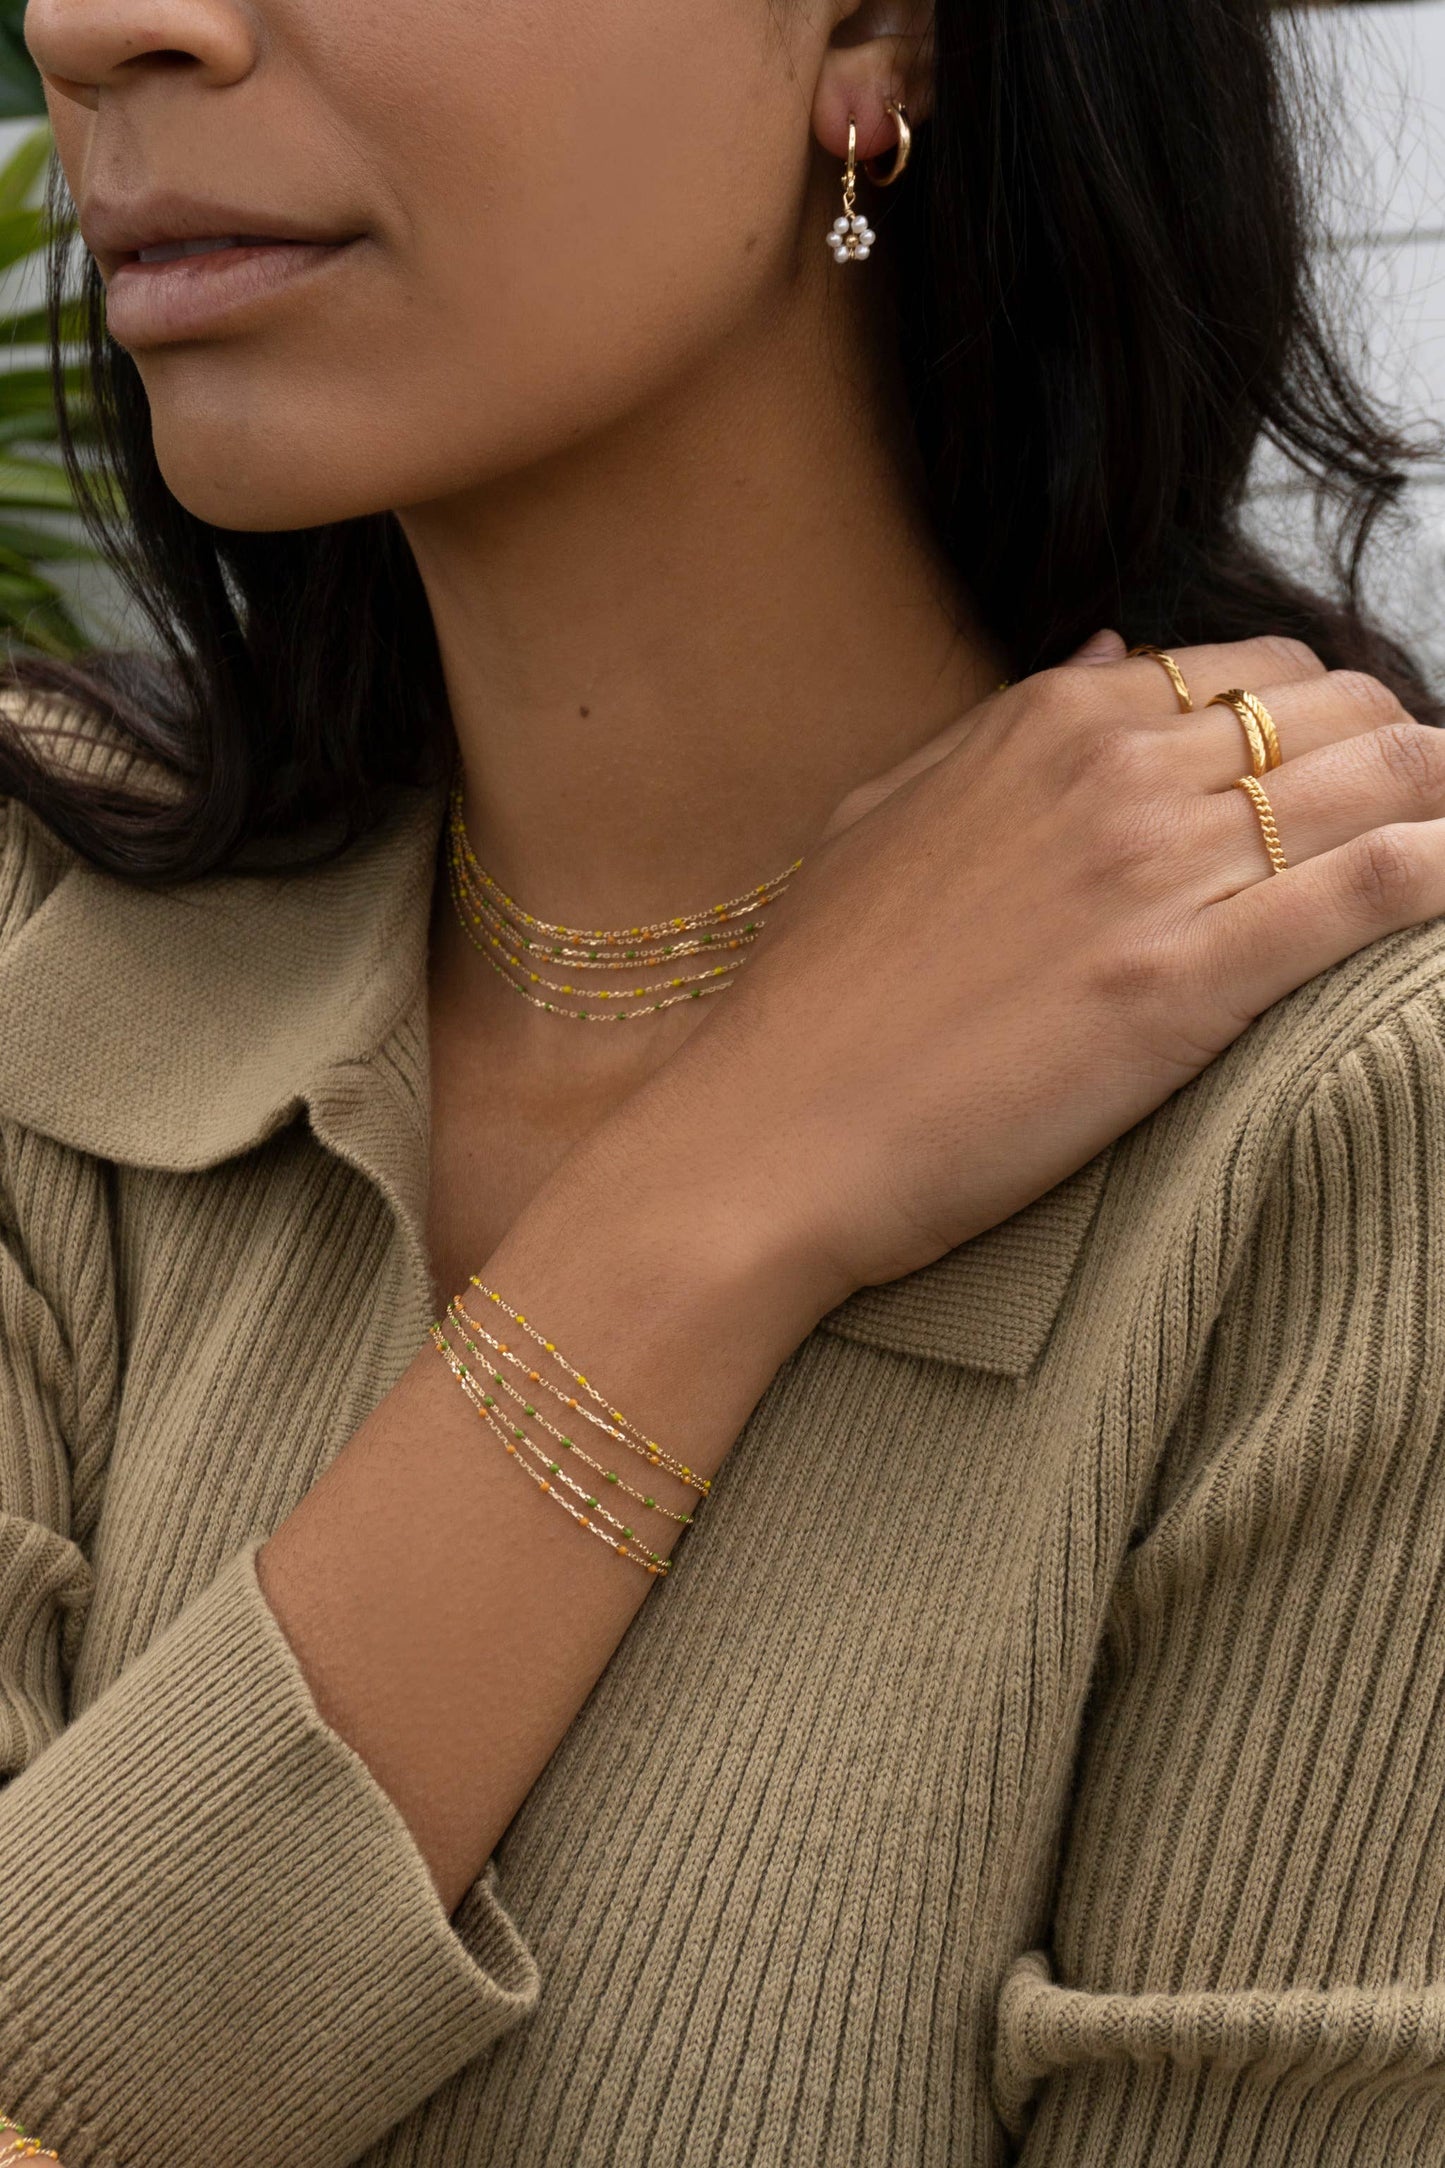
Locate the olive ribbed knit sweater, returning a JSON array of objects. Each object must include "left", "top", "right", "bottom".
[{"left": 5, "top": 716, "right": 1445, "bottom": 2165}]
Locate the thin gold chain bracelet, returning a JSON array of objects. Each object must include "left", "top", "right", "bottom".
[
  {"left": 449, "top": 1292, "right": 709, "bottom": 1497},
  {"left": 0, "top": 2116, "right": 60, "bottom": 2161},
  {"left": 443, "top": 1301, "right": 696, "bottom": 1527},
  {"left": 467, "top": 1279, "right": 707, "bottom": 1492},
  {"left": 432, "top": 1320, "right": 677, "bottom": 1567},
  {"left": 430, "top": 1323, "right": 673, "bottom": 1576}
]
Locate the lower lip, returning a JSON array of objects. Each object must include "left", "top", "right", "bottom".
[{"left": 104, "top": 239, "right": 358, "bottom": 345}]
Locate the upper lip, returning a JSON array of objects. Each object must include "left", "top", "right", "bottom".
[{"left": 80, "top": 193, "right": 360, "bottom": 274}]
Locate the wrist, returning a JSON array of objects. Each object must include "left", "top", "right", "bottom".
[{"left": 470, "top": 1114, "right": 845, "bottom": 1473}]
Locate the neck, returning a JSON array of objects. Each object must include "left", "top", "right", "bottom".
[{"left": 400, "top": 272, "right": 1005, "bottom": 938}]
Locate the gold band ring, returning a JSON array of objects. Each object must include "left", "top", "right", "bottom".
[
  {"left": 1127, "top": 644, "right": 1194, "bottom": 713},
  {"left": 1234, "top": 774, "right": 1289, "bottom": 874},
  {"left": 1236, "top": 689, "right": 1281, "bottom": 769},
  {"left": 1209, "top": 689, "right": 1282, "bottom": 776}
]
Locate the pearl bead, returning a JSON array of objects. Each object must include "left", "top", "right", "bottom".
[
  {"left": 855, "top": 245, "right": 870, "bottom": 259},
  {"left": 833, "top": 215, "right": 850, "bottom": 234}
]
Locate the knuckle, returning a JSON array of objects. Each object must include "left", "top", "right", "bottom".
[
  {"left": 1092, "top": 924, "right": 1186, "bottom": 1008},
  {"left": 1077, "top": 720, "right": 1154, "bottom": 792},
  {"left": 1025, "top": 662, "right": 1095, "bottom": 731},
  {"left": 1253, "top": 633, "right": 1324, "bottom": 682},
  {"left": 1095, "top": 795, "right": 1188, "bottom": 890},
  {"left": 1370, "top": 715, "right": 1445, "bottom": 805},
  {"left": 1334, "top": 669, "right": 1408, "bottom": 732},
  {"left": 1342, "top": 823, "right": 1421, "bottom": 917}
]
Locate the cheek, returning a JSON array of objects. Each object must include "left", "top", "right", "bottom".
[
  {"left": 45, "top": 90, "right": 93, "bottom": 206},
  {"left": 139, "top": 0, "right": 810, "bottom": 530}
]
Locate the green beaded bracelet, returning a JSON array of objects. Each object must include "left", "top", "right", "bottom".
[{"left": 0, "top": 2114, "right": 60, "bottom": 2161}]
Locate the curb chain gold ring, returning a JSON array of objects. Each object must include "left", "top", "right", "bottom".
[{"left": 1234, "top": 773, "right": 1289, "bottom": 875}]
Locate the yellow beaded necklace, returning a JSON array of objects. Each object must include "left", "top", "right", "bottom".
[{"left": 445, "top": 777, "right": 803, "bottom": 1023}]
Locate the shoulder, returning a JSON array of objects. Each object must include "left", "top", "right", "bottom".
[
  {"left": 0, "top": 681, "right": 185, "bottom": 802},
  {"left": 0, "top": 686, "right": 186, "bottom": 941},
  {"left": 1102, "top": 909, "right": 1445, "bottom": 1296},
  {"left": 1222, "top": 909, "right": 1445, "bottom": 1108},
  {"left": 0, "top": 712, "right": 441, "bottom": 1171}
]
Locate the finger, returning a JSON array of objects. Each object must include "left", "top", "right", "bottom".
[
  {"left": 1119, "top": 633, "right": 1328, "bottom": 715},
  {"left": 817, "top": 672, "right": 1017, "bottom": 838},
  {"left": 1202, "top": 710, "right": 1445, "bottom": 896},
  {"left": 1206, "top": 811, "right": 1445, "bottom": 1021},
  {"left": 1069, "top": 628, "right": 1129, "bottom": 664},
  {"left": 1182, "top": 669, "right": 1414, "bottom": 794}
]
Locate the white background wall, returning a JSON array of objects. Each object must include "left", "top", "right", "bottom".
[{"left": 1250, "top": 2, "right": 1445, "bottom": 688}]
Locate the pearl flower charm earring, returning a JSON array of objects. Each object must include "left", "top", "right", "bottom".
[
  {"left": 828, "top": 117, "right": 875, "bottom": 264},
  {"left": 826, "top": 102, "right": 912, "bottom": 266}
]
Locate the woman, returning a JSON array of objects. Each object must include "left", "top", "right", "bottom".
[{"left": 3, "top": 0, "right": 1445, "bottom": 2160}]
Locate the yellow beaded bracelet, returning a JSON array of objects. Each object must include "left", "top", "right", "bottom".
[{"left": 0, "top": 2114, "right": 60, "bottom": 2160}]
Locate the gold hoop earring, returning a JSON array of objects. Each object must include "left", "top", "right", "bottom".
[
  {"left": 826, "top": 116, "right": 876, "bottom": 265},
  {"left": 864, "top": 100, "right": 912, "bottom": 187}
]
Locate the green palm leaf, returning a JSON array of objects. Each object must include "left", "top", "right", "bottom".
[
  {"left": 0, "top": 14, "right": 43, "bottom": 122},
  {"left": 0, "top": 77, "right": 116, "bottom": 657},
  {"left": 0, "top": 124, "right": 51, "bottom": 211}
]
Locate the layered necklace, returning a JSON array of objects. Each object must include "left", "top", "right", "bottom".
[{"left": 445, "top": 778, "right": 804, "bottom": 1023}]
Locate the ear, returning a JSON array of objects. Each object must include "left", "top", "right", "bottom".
[{"left": 812, "top": 0, "right": 935, "bottom": 169}]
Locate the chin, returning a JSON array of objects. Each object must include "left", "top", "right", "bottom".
[{"left": 146, "top": 409, "right": 396, "bottom": 533}]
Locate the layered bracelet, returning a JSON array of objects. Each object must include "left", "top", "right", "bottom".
[
  {"left": 428, "top": 1279, "right": 709, "bottom": 1578},
  {"left": 0, "top": 2115, "right": 59, "bottom": 2160}
]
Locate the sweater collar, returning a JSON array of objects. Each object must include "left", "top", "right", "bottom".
[
  {"left": 0, "top": 781, "right": 447, "bottom": 1306},
  {"left": 0, "top": 782, "right": 1105, "bottom": 1378},
  {"left": 816, "top": 1145, "right": 1112, "bottom": 1377}
]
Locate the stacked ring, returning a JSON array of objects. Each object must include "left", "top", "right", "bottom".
[
  {"left": 1128, "top": 644, "right": 1194, "bottom": 713},
  {"left": 1209, "top": 688, "right": 1281, "bottom": 776}
]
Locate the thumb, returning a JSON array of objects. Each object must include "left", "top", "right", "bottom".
[{"left": 1068, "top": 628, "right": 1128, "bottom": 665}]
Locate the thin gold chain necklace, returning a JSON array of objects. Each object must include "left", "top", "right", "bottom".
[{"left": 445, "top": 778, "right": 804, "bottom": 1023}]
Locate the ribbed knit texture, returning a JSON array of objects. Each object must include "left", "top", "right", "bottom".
[{"left": 5, "top": 709, "right": 1445, "bottom": 2164}]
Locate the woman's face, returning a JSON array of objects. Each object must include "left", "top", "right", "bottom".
[{"left": 25, "top": 0, "right": 864, "bottom": 531}]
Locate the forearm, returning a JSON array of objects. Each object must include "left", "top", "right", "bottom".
[{"left": 256, "top": 1128, "right": 837, "bottom": 1917}]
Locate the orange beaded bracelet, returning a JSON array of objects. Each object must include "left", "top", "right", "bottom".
[{"left": 0, "top": 2114, "right": 60, "bottom": 2160}]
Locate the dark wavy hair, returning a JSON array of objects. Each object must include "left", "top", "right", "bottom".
[{"left": 2, "top": 0, "right": 1441, "bottom": 883}]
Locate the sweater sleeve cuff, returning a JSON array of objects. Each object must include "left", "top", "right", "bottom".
[{"left": 0, "top": 1537, "right": 540, "bottom": 2166}]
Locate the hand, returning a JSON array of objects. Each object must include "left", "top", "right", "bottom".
[{"left": 630, "top": 634, "right": 1445, "bottom": 1299}]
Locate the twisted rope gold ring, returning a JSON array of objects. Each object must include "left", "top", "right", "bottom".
[
  {"left": 1127, "top": 644, "right": 1194, "bottom": 713},
  {"left": 1209, "top": 688, "right": 1282, "bottom": 776}
]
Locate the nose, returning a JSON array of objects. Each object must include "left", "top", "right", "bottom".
[{"left": 25, "top": 0, "right": 256, "bottom": 96}]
